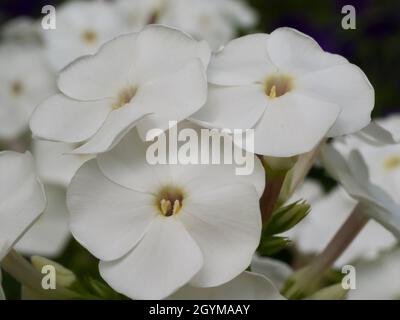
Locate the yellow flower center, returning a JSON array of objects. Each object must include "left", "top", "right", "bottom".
[
  {"left": 156, "top": 185, "right": 185, "bottom": 217},
  {"left": 81, "top": 29, "right": 98, "bottom": 44},
  {"left": 111, "top": 87, "right": 137, "bottom": 110},
  {"left": 383, "top": 155, "right": 400, "bottom": 171},
  {"left": 11, "top": 80, "right": 24, "bottom": 97},
  {"left": 264, "top": 74, "right": 293, "bottom": 98}
]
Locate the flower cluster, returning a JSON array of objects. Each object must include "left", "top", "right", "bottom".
[{"left": 0, "top": 0, "right": 399, "bottom": 301}]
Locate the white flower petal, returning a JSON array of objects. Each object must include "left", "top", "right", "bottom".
[
  {"left": 191, "top": 84, "right": 267, "bottom": 130},
  {"left": 33, "top": 140, "right": 93, "bottom": 187},
  {"left": 0, "top": 151, "right": 46, "bottom": 247},
  {"left": 251, "top": 255, "right": 293, "bottom": 290},
  {"left": 30, "top": 94, "right": 111, "bottom": 143},
  {"left": 250, "top": 92, "right": 340, "bottom": 156},
  {"left": 322, "top": 145, "right": 400, "bottom": 239},
  {"left": 298, "top": 63, "right": 374, "bottom": 136},
  {"left": 134, "top": 59, "right": 208, "bottom": 140},
  {"left": 208, "top": 33, "right": 274, "bottom": 85},
  {"left": 71, "top": 104, "right": 150, "bottom": 154},
  {"left": 67, "top": 160, "right": 156, "bottom": 261},
  {"left": 267, "top": 27, "right": 348, "bottom": 76},
  {"left": 134, "top": 24, "right": 211, "bottom": 83},
  {"left": 99, "top": 124, "right": 265, "bottom": 196},
  {"left": 180, "top": 183, "right": 261, "bottom": 287},
  {"left": 97, "top": 129, "right": 170, "bottom": 193},
  {"left": 170, "top": 271, "right": 284, "bottom": 300},
  {"left": 348, "top": 248, "right": 400, "bottom": 300},
  {"left": 15, "top": 185, "right": 71, "bottom": 257},
  {"left": 170, "top": 154, "right": 265, "bottom": 198},
  {"left": 377, "top": 114, "right": 400, "bottom": 143},
  {"left": 58, "top": 33, "right": 139, "bottom": 101},
  {"left": 43, "top": 1, "right": 127, "bottom": 70},
  {"left": 100, "top": 216, "right": 203, "bottom": 300}
]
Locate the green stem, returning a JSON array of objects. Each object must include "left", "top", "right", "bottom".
[
  {"left": 260, "top": 174, "right": 285, "bottom": 224},
  {"left": 283, "top": 203, "right": 369, "bottom": 299},
  {"left": 1, "top": 250, "right": 79, "bottom": 300}
]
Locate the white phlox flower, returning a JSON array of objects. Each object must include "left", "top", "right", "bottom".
[
  {"left": 192, "top": 27, "right": 374, "bottom": 156},
  {"left": 0, "top": 151, "right": 47, "bottom": 298},
  {"left": 31, "top": 25, "right": 211, "bottom": 154},
  {"left": 0, "top": 44, "right": 55, "bottom": 140},
  {"left": 67, "top": 127, "right": 264, "bottom": 299},
  {"left": 170, "top": 271, "right": 284, "bottom": 300},
  {"left": 41, "top": 0, "right": 127, "bottom": 71}
]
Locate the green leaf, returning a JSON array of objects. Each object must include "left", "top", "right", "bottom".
[
  {"left": 263, "top": 200, "right": 310, "bottom": 236},
  {"left": 309, "top": 283, "right": 348, "bottom": 300},
  {"left": 257, "top": 236, "right": 291, "bottom": 256},
  {"left": 70, "top": 277, "right": 125, "bottom": 300}
]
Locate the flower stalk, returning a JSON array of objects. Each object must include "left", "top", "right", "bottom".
[
  {"left": 260, "top": 174, "right": 286, "bottom": 224},
  {"left": 1, "top": 249, "right": 80, "bottom": 300},
  {"left": 282, "top": 203, "right": 369, "bottom": 299}
]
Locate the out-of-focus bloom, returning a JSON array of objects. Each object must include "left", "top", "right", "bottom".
[
  {"left": 0, "top": 44, "right": 55, "bottom": 140},
  {"left": 347, "top": 248, "right": 400, "bottom": 300},
  {"left": 159, "top": 0, "right": 257, "bottom": 50},
  {"left": 12, "top": 139, "right": 92, "bottom": 257},
  {"left": 1, "top": 17, "right": 42, "bottom": 45},
  {"left": 15, "top": 185, "right": 70, "bottom": 257},
  {"left": 321, "top": 143, "right": 400, "bottom": 239},
  {"left": 42, "top": 1, "right": 127, "bottom": 70},
  {"left": 251, "top": 255, "right": 293, "bottom": 290},
  {"left": 170, "top": 271, "right": 284, "bottom": 300},
  {"left": 31, "top": 25, "right": 210, "bottom": 154},
  {"left": 192, "top": 27, "right": 374, "bottom": 156},
  {"left": 330, "top": 118, "right": 400, "bottom": 205},
  {"left": 33, "top": 139, "right": 93, "bottom": 187},
  {"left": 376, "top": 114, "right": 400, "bottom": 143},
  {"left": 0, "top": 151, "right": 46, "bottom": 298},
  {"left": 0, "top": 151, "right": 46, "bottom": 245},
  {"left": 67, "top": 128, "right": 264, "bottom": 299},
  {"left": 113, "top": 0, "right": 161, "bottom": 32},
  {"left": 285, "top": 182, "right": 396, "bottom": 266},
  {"left": 354, "top": 120, "right": 400, "bottom": 146}
]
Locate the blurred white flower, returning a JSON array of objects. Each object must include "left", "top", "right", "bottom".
[
  {"left": 321, "top": 144, "right": 400, "bottom": 239},
  {"left": 251, "top": 255, "right": 293, "bottom": 290},
  {"left": 15, "top": 185, "right": 70, "bottom": 258},
  {"left": 33, "top": 139, "right": 93, "bottom": 187},
  {"left": 0, "top": 44, "right": 55, "bottom": 140},
  {"left": 42, "top": 1, "right": 127, "bottom": 70},
  {"left": 0, "top": 151, "right": 46, "bottom": 246},
  {"left": 376, "top": 114, "right": 400, "bottom": 143},
  {"left": 170, "top": 271, "right": 284, "bottom": 300},
  {"left": 31, "top": 25, "right": 210, "bottom": 154},
  {"left": 332, "top": 119, "right": 400, "bottom": 204},
  {"left": 347, "top": 248, "right": 400, "bottom": 300},
  {"left": 1, "top": 17, "right": 42, "bottom": 45},
  {"left": 159, "top": 0, "right": 257, "bottom": 50},
  {"left": 192, "top": 28, "right": 374, "bottom": 156},
  {"left": 286, "top": 182, "right": 396, "bottom": 266},
  {"left": 0, "top": 151, "right": 46, "bottom": 298},
  {"left": 67, "top": 128, "right": 264, "bottom": 299},
  {"left": 11, "top": 139, "right": 92, "bottom": 258},
  {"left": 113, "top": 0, "right": 161, "bottom": 32}
]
